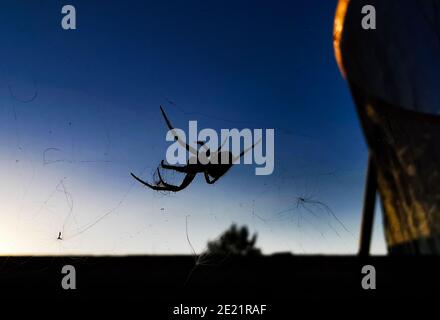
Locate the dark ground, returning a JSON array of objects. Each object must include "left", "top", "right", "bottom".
[{"left": 0, "top": 255, "right": 438, "bottom": 315}]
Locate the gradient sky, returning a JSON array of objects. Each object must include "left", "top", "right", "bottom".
[{"left": 0, "top": 0, "right": 386, "bottom": 255}]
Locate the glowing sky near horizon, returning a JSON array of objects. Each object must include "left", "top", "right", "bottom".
[{"left": 0, "top": 0, "right": 386, "bottom": 255}]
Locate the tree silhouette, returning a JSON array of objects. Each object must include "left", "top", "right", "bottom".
[{"left": 205, "top": 224, "right": 261, "bottom": 256}]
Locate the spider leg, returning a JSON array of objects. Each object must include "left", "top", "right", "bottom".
[
  {"left": 131, "top": 172, "right": 165, "bottom": 190},
  {"left": 162, "top": 173, "right": 196, "bottom": 192},
  {"left": 300, "top": 202, "right": 320, "bottom": 219},
  {"left": 156, "top": 167, "right": 180, "bottom": 189},
  {"left": 231, "top": 138, "right": 262, "bottom": 163},
  {"left": 297, "top": 204, "right": 326, "bottom": 239},
  {"left": 307, "top": 200, "right": 351, "bottom": 234},
  {"left": 160, "top": 160, "right": 191, "bottom": 173},
  {"left": 131, "top": 172, "right": 196, "bottom": 192},
  {"left": 216, "top": 137, "right": 228, "bottom": 153},
  {"left": 275, "top": 206, "right": 295, "bottom": 217},
  {"left": 160, "top": 106, "right": 198, "bottom": 155}
]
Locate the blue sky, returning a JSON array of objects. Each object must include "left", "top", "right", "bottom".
[{"left": 0, "top": 0, "right": 386, "bottom": 255}]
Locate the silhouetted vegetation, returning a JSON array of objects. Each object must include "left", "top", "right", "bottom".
[{"left": 205, "top": 224, "right": 261, "bottom": 256}]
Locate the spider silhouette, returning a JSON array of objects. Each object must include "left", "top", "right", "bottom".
[{"left": 131, "top": 106, "right": 259, "bottom": 192}]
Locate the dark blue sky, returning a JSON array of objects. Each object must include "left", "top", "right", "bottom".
[{"left": 0, "top": 1, "right": 385, "bottom": 254}]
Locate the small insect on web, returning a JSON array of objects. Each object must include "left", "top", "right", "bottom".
[
  {"left": 296, "top": 196, "right": 351, "bottom": 236},
  {"left": 275, "top": 200, "right": 326, "bottom": 239},
  {"left": 276, "top": 187, "right": 352, "bottom": 239}
]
